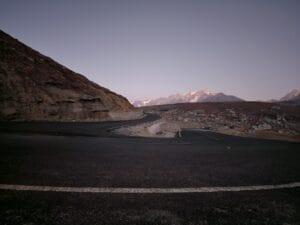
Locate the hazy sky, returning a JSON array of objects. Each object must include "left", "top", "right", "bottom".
[{"left": 1, "top": 0, "right": 299, "bottom": 101}]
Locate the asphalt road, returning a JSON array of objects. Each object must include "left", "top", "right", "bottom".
[
  {"left": 0, "top": 113, "right": 160, "bottom": 137},
  {"left": 0, "top": 115, "right": 300, "bottom": 224}
]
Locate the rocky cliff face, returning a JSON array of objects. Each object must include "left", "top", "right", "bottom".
[{"left": 0, "top": 30, "right": 133, "bottom": 121}]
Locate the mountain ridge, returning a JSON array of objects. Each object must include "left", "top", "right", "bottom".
[
  {"left": 280, "top": 89, "right": 300, "bottom": 102},
  {"left": 133, "top": 90, "right": 244, "bottom": 107}
]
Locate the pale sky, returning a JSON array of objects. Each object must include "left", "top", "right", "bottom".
[{"left": 1, "top": 0, "right": 299, "bottom": 101}]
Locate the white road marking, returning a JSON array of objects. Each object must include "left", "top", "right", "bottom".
[{"left": 0, "top": 182, "right": 299, "bottom": 193}]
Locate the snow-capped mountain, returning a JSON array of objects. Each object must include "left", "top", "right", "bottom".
[
  {"left": 280, "top": 89, "right": 300, "bottom": 102},
  {"left": 133, "top": 90, "right": 244, "bottom": 107}
]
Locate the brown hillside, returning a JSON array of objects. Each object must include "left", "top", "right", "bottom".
[{"left": 0, "top": 30, "right": 133, "bottom": 121}]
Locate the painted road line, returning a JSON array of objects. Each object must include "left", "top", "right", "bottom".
[{"left": 0, "top": 182, "right": 299, "bottom": 193}]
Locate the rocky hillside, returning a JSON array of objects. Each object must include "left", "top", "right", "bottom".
[
  {"left": 0, "top": 30, "right": 133, "bottom": 121},
  {"left": 144, "top": 102, "right": 300, "bottom": 142}
]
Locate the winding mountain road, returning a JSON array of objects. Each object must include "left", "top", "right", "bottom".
[{"left": 0, "top": 114, "right": 299, "bottom": 224}]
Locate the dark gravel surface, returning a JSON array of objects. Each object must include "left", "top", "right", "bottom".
[
  {"left": 1, "top": 189, "right": 299, "bottom": 225},
  {"left": 0, "top": 116, "right": 300, "bottom": 224}
]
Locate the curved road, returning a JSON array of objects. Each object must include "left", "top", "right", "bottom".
[
  {"left": 0, "top": 114, "right": 300, "bottom": 224},
  {"left": 0, "top": 114, "right": 299, "bottom": 188},
  {"left": 0, "top": 113, "right": 160, "bottom": 137}
]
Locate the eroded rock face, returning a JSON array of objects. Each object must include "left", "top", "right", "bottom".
[{"left": 0, "top": 30, "right": 133, "bottom": 121}]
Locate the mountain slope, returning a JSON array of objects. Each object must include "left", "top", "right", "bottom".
[
  {"left": 0, "top": 30, "right": 133, "bottom": 121},
  {"left": 278, "top": 89, "right": 300, "bottom": 105},
  {"left": 202, "top": 93, "right": 243, "bottom": 102},
  {"left": 280, "top": 89, "right": 300, "bottom": 102},
  {"left": 133, "top": 90, "right": 243, "bottom": 107}
]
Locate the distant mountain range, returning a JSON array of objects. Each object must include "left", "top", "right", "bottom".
[
  {"left": 133, "top": 88, "right": 300, "bottom": 107},
  {"left": 133, "top": 90, "right": 244, "bottom": 107}
]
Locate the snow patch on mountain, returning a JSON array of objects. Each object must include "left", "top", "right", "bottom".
[
  {"left": 133, "top": 90, "right": 244, "bottom": 107},
  {"left": 280, "top": 89, "right": 300, "bottom": 102}
]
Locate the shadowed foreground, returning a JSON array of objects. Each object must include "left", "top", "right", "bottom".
[
  {"left": 1, "top": 189, "right": 300, "bottom": 225},
  {"left": 0, "top": 118, "right": 300, "bottom": 224}
]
